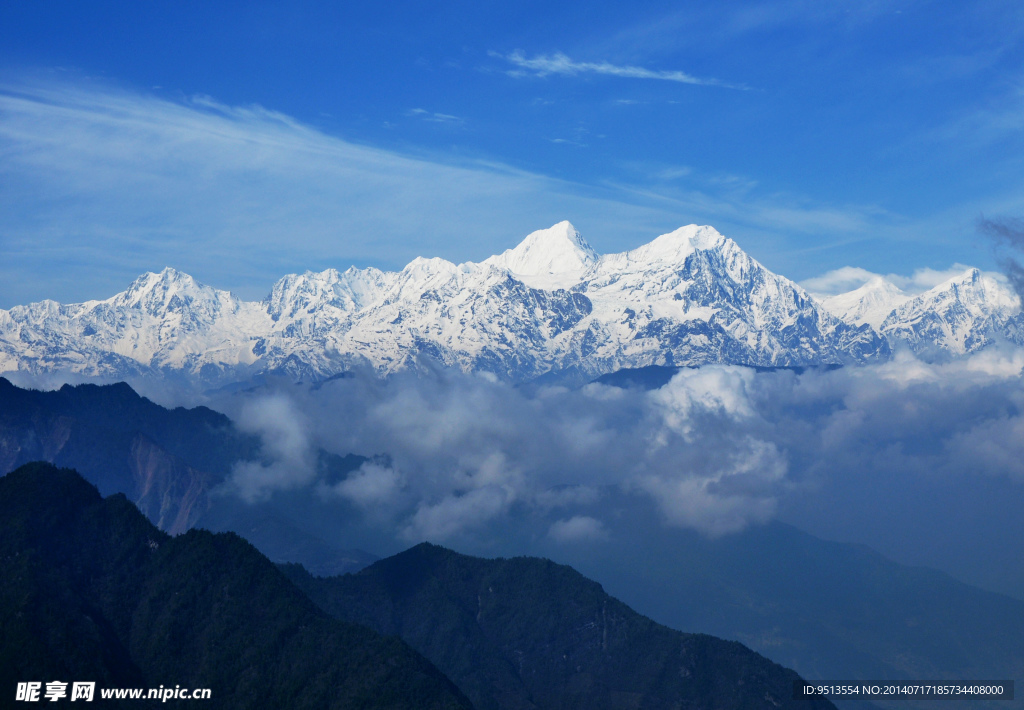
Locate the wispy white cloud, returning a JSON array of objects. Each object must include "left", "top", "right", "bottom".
[
  {"left": 493, "top": 50, "right": 747, "bottom": 90},
  {"left": 0, "top": 77, "right": 917, "bottom": 309},
  {"left": 406, "top": 107, "right": 464, "bottom": 124},
  {"left": 926, "top": 84, "right": 1024, "bottom": 149},
  {"left": 0, "top": 79, "right": 691, "bottom": 306},
  {"left": 548, "top": 137, "right": 587, "bottom": 148},
  {"left": 603, "top": 177, "right": 885, "bottom": 239}
]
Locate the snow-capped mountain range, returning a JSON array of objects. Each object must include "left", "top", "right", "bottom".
[
  {"left": 820, "top": 267, "right": 1023, "bottom": 356},
  {"left": 0, "top": 221, "right": 1020, "bottom": 386}
]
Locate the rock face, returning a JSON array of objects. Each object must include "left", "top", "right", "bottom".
[
  {"left": 0, "top": 222, "right": 893, "bottom": 386},
  {"left": 0, "top": 377, "right": 254, "bottom": 534}
]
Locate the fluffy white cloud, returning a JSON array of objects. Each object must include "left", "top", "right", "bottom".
[
  {"left": 404, "top": 486, "right": 513, "bottom": 542},
  {"left": 801, "top": 263, "right": 991, "bottom": 298},
  {"left": 325, "top": 461, "right": 405, "bottom": 508},
  {"left": 228, "top": 393, "right": 315, "bottom": 502},
  {"left": 211, "top": 347, "right": 1024, "bottom": 590},
  {"left": 548, "top": 516, "right": 609, "bottom": 543}
]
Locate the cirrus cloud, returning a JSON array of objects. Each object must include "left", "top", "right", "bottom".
[{"left": 494, "top": 50, "right": 748, "bottom": 90}]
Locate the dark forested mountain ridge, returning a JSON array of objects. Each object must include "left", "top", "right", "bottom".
[
  {"left": 283, "top": 542, "right": 837, "bottom": 710},
  {"left": 0, "top": 462, "right": 473, "bottom": 710}
]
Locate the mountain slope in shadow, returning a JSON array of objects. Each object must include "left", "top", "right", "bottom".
[
  {"left": 283, "top": 543, "right": 836, "bottom": 710},
  {"left": 0, "top": 462, "right": 471, "bottom": 710},
  {"left": 543, "top": 519, "right": 1024, "bottom": 710},
  {"left": 0, "top": 377, "right": 374, "bottom": 575}
]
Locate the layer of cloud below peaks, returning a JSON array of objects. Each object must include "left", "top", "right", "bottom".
[{"left": 219, "top": 349, "right": 1024, "bottom": 563}]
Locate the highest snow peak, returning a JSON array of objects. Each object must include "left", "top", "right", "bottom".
[{"left": 484, "top": 221, "right": 599, "bottom": 283}]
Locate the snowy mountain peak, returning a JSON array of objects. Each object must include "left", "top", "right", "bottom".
[
  {"left": 484, "top": 221, "right": 598, "bottom": 288},
  {"left": 945, "top": 267, "right": 987, "bottom": 294},
  {"left": 823, "top": 276, "right": 908, "bottom": 329},
  {"left": 912, "top": 268, "right": 1018, "bottom": 312},
  {"left": 876, "top": 268, "right": 1022, "bottom": 356},
  {"left": 623, "top": 224, "right": 726, "bottom": 265},
  {"left": 948, "top": 268, "right": 1015, "bottom": 309},
  {"left": 265, "top": 268, "right": 344, "bottom": 319},
  {"left": 116, "top": 267, "right": 218, "bottom": 314},
  {"left": 401, "top": 256, "right": 460, "bottom": 282},
  {"left": 126, "top": 266, "right": 195, "bottom": 292}
]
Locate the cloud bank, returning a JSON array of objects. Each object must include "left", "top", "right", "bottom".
[{"left": 218, "top": 348, "right": 1024, "bottom": 596}]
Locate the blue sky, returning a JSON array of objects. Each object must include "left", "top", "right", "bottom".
[{"left": 2, "top": 0, "right": 1023, "bottom": 306}]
